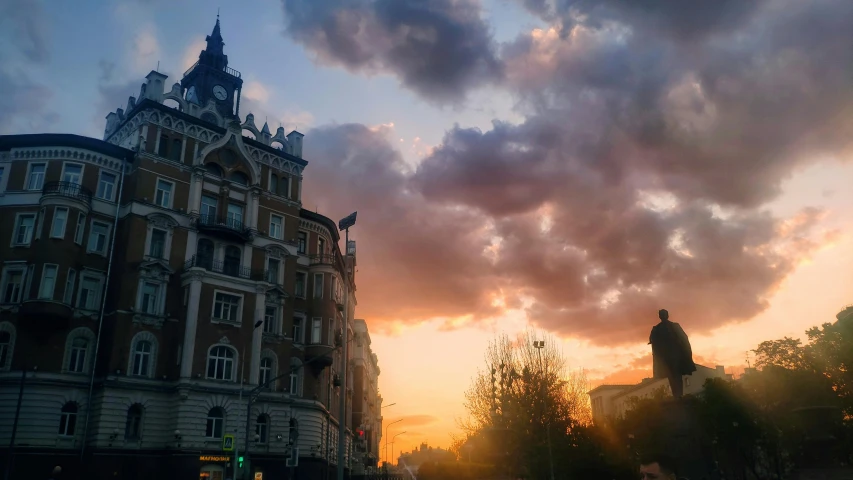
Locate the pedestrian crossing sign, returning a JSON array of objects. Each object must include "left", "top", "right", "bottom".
[{"left": 222, "top": 434, "right": 235, "bottom": 451}]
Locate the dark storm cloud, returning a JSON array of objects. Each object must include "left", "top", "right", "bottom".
[
  {"left": 299, "top": 123, "right": 502, "bottom": 325},
  {"left": 280, "top": 0, "right": 502, "bottom": 103}
]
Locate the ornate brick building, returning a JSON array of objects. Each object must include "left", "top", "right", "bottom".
[
  {"left": 0, "top": 18, "right": 373, "bottom": 480},
  {"left": 351, "top": 319, "right": 383, "bottom": 475}
]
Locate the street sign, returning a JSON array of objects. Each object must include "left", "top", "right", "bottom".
[{"left": 222, "top": 434, "right": 235, "bottom": 451}]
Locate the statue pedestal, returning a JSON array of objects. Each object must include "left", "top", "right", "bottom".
[{"left": 657, "top": 399, "right": 716, "bottom": 480}]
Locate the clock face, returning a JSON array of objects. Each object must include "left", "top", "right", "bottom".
[{"left": 212, "top": 85, "right": 227, "bottom": 101}]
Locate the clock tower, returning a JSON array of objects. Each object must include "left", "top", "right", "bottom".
[{"left": 181, "top": 16, "right": 243, "bottom": 119}]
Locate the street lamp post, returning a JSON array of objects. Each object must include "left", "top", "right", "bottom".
[
  {"left": 337, "top": 211, "right": 357, "bottom": 480},
  {"left": 390, "top": 431, "right": 406, "bottom": 469},
  {"left": 533, "top": 340, "right": 556, "bottom": 480},
  {"left": 235, "top": 320, "right": 264, "bottom": 480},
  {"left": 384, "top": 418, "right": 403, "bottom": 469}
]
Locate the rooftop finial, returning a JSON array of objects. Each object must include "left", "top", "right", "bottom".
[{"left": 217, "top": 8, "right": 220, "bottom": 19}]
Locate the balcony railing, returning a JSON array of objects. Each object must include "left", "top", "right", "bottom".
[
  {"left": 183, "top": 60, "right": 242, "bottom": 79},
  {"left": 42, "top": 181, "right": 92, "bottom": 206},
  {"left": 196, "top": 214, "right": 252, "bottom": 242},
  {"left": 309, "top": 254, "right": 336, "bottom": 266},
  {"left": 184, "top": 254, "right": 264, "bottom": 280}
]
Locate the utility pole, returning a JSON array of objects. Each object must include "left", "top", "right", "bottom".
[
  {"left": 337, "top": 212, "right": 357, "bottom": 480},
  {"left": 533, "top": 340, "right": 556, "bottom": 480},
  {"left": 4, "top": 366, "right": 27, "bottom": 480}
]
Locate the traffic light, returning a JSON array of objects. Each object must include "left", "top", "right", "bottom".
[
  {"left": 357, "top": 429, "right": 365, "bottom": 440},
  {"left": 238, "top": 456, "right": 244, "bottom": 468}
]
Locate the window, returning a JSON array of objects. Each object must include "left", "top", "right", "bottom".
[
  {"left": 289, "top": 358, "right": 302, "bottom": 395},
  {"left": 292, "top": 316, "right": 303, "bottom": 343},
  {"left": 13, "top": 213, "right": 35, "bottom": 245},
  {"left": 170, "top": 138, "right": 182, "bottom": 161},
  {"left": 297, "top": 232, "right": 307, "bottom": 254},
  {"left": 259, "top": 358, "right": 273, "bottom": 387},
  {"left": 256, "top": 415, "right": 269, "bottom": 443},
  {"left": 158, "top": 135, "right": 168, "bottom": 157},
  {"left": 226, "top": 203, "right": 243, "bottom": 228},
  {"left": 313, "top": 273, "right": 324, "bottom": 299},
  {"left": 311, "top": 318, "right": 322, "bottom": 344},
  {"left": 318, "top": 237, "right": 326, "bottom": 255},
  {"left": 270, "top": 174, "right": 278, "bottom": 193},
  {"left": 27, "top": 163, "right": 45, "bottom": 190},
  {"left": 87, "top": 221, "right": 110, "bottom": 254},
  {"left": 205, "top": 407, "right": 225, "bottom": 438},
  {"left": 229, "top": 171, "right": 249, "bottom": 186},
  {"left": 0, "top": 328, "right": 13, "bottom": 370},
  {"left": 269, "top": 215, "right": 283, "bottom": 239},
  {"left": 223, "top": 246, "right": 241, "bottom": 277},
  {"left": 74, "top": 213, "right": 85, "bottom": 244},
  {"left": 149, "top": 229, "right": 166, "bottom": 258},
  {"left": 132, "top": 340, "right": 152, "bottom": 376},
  {"left": 213, "top": 292, "right": 241, "bottom": 323},
  {"left": 267, "top": 258, "right": 280, "bottom": 284},
  {"left": 95, "top": 173, "right": 116, "bottom": 202},
  {"left": 139, "top": 282, "right": 160, "bottom": 315},
  {"left": 58, "top": 403, "right": 78, "bottom": 436},
  {"left": 197, "top": 238, "right": 214, "bottom": 269},
  {"left": 205, "top": 163, "right": 223, "bottom": 177},
  {"left": 68, "top": 337, "right": 88, "bottom": 373},
  {"left": 295, "top": 272, "right": 306, "bottom": 298},
  {"left": 64, "top": 269, "right": 76, "bottom": 304},
  {"left": 328, "top": 318, "right": 335, "bottom": 346},
  {"left": 62, "top": 163, "right": 83, "bottom": 184},
  {"left": 50, "top": 207, "right": 68, "bottom": 238},
  {"left": 39, "top": 264, "right": 58, "bottom": 300},
  {"left": 1, "top": 267, "right": 25, "bottom": 304},
  {"left": 201, "top": 194, "right": 217, "bottom": 219},
  {"left": 77, "top": 275, "right": 102, "bottom": 310},
  {"left": 155, "top": 179, "right": 173, "bottom": 208},
  {"left": 264, "top": 306, "right": 278, "bottom": 334},
  {"left": 206, "top": 346, "right": 235, "bottom": 381},
  {"left": 125, "top": 405, "right": 143, "bottom": 440},
  {"left": 280, "top": 176, "right": 291, "bottom": 198}
]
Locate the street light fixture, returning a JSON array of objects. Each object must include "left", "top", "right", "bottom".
[
  {"left": 336, "top": 211, "right": 357, "bottom": 480},
  {"left": 384, "top": 418, "right": 404, "bottom": 466},
  {"left": 390, "top": 431, "right": 407, "bottom": 468}
]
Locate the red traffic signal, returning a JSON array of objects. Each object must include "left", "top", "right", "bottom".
[{"left": 357, "top": 429, "right": 365, "bottom": 439}]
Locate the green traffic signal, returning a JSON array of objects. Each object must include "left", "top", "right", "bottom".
[{"left": 238, "top": 456, "right": 244, "bottom": 468}]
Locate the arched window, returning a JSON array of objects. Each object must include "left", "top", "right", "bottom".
[
  {"left": 197, "top": 238, "right": 214, "bottom": 270},
  {"left": 270, "top": 174, "right": 278, "bottom": 194},
  {"left": 255, "top": 414, "right": 269, "bottom": 444},
  {"left": 58, "top": 402, "right": 78, "bottom": 436},
  {"left": 0, "top": 322, "right": 14, "bottom": 371},
  {"left": 206, "top": 345, "right": 235, "bottom": 381},
  {"left": 63, "top": 327, "right": 95, "bottom": 374},
  {"left": 132, "top": 340, "right": 152, "bottom": 376},
  {"left": 229, "top": 171, "right": 249, "bottom": 186},
  {"left": 289, "top": 357, "right": 303, "bottom": 396},
  {"left": 125, "top": 404, "right": 143, "bottom": 440},
  {"left": 279, "top": 175, "right": 290, "bottom": 198},
  {"left": 223, "top": 245, "right": 241, "bottom": 276},
  {"left": 128, "top": 331, "right": 158, "bottom": 378},
  {"left": 205, "top": 407, "right": 225, "bottom": 438},
  {"left": 205, "top": 163, "right": 223, "bottom": 177},
  {"left": 170, "top": 138, "right": 182, "bottom": 161}
]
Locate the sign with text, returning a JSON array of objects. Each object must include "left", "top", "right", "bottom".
[
  {"left": 222, "top": 434, "right": 235, "bottom": 451},
  {"left": 199, "top": 455, "right": 230, "bottom": 462}
]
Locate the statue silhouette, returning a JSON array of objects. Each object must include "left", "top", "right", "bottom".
[{"left": 649, "top": 309, "right": 696, "bottom": 398}]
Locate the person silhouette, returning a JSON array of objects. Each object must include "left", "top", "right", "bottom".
[{"left": 649, "top": 309, "right": 696, "bottom": 398}]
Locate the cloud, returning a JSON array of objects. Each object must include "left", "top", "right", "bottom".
[
  {"left": 131, "top": 25, "right": 160, "bottom": 74},
  {"left": 0, "top": 69, "right": 58, "bottom": 134},
  {"left": 182, "top": 38, "right": 207, "bottom": 71},
  {"left": 0, "top": 0, "right": 50, "bottom": 63},
  {"left": 243, "top": 81, "right": 271, "bottom": 103},
  {"left": 280, "top": 0, "right": 503, "bottom": 103},
  {"left": 398, "top": 415, "right": 440, "bottom": 427}
]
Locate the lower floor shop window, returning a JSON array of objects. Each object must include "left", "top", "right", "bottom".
[
  {"left": 256, "top": 414, "right": 269, "bottom": 443},
  {"left": 58, "top": 402, "right": 78, "bottom": 436},
  {"left": 206, "top": 407, "right": 225, "bottom": 438},
  {"left": 199, "top": 465, "right": 225, "bottom": 480}
]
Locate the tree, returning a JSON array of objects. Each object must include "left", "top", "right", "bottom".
[
  {"left": 459, "top": 330, "right": 595, "bottom": 478},
  {"left": 753, "top": 337, "right": 809, "bottom": 370}
]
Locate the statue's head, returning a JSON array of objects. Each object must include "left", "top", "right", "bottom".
[{"left": 658, "top": 309, "right": 669, "bottom": 321}]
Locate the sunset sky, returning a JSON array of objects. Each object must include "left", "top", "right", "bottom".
[{"left": 2, "top": 0, "right": 853, "bottom": 460}]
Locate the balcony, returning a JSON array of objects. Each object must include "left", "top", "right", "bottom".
[
  {"left": 184, "top": 254, "right": 265, "bottom": 281},
  {"left": 183, "top": 60, "right": 242, "bottom": 79},
  {"left": 195, "top": 214, "right": 252, "bottom": 242},
  {"left": 309, "top": 254, "right": 335, "bottom": 266},
  {"left": 18, "top": 300, "right": 73, "bottom": 343},
  {"left": 305, "top": 345, "right": 335, "bottom": 371},
  {"left": 42, "top": 181, "right": 93, "bottom": 209}
]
